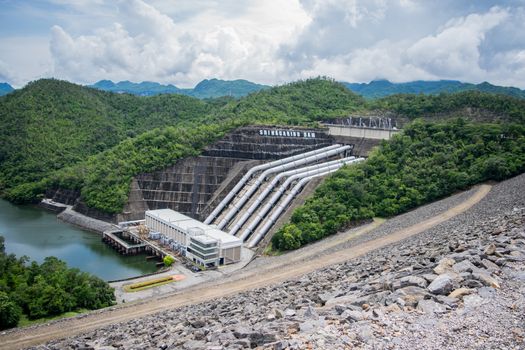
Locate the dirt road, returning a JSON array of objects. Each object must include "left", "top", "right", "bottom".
[{"left": 0, "top": 184, "right": 492, "bottom": 350}]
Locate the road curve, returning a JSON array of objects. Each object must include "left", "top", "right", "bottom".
[{"left": 0, "top": 184, "right": 492, "bottom": 350}]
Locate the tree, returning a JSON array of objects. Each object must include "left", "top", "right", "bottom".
[{"left": 0, "top": 292, "right": 21, "bottom": 330}]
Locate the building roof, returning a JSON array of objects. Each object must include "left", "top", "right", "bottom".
[
  {"left": 146, "top": 209, "right": 242, "bottom": 248},
  {"left": 146, "top": 209, "right": 192, "bottom": 223}
]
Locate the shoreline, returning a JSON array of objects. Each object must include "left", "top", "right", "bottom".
[{"left": 56, "top": 205, "right": 116, "bottom": 235}]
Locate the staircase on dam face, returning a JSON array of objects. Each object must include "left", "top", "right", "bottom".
[
  {"left": 132, "top": 156, "right": 243, "bottom": 220},
  {"left": 117, "top": 125, "right": 337, "bottom": 223}
]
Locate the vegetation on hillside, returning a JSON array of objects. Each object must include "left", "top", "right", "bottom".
[
  {"left": 370, "top": 91, "right": 525, "bottom": 123},
  {"left": 344, "top": 79, "right": 525, "bottom": 99},
  {"left": 0, "top": 236, "right": 115, "bottom": 330},
  {"left": 2, "top": 77, "right": 525, "bottom": 216},
  {"left": 0, "top": 79, "right": 215, "bottom": 203},
  {"left": 90, "top": 78, "right": 269, "bottom": 98},
  {"left": 1, "top": 78, "right": 366, "bottom": 213},
  {"left": 272, "top": 119, "right": 525, "bottom": 250}
]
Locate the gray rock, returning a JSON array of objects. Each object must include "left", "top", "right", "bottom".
[
  {"left": 232, "top": 327, "right": 251, "bottom": 339},
  {"left": 484, "top": 243, "right": 497, "bottom": 256},
  {"left": 478, "top": 286, "right": 497, "bottom": 298},
  {"left": 388, "top": 286, "right": 428, "bottom": 307},
  {"left": 481, "top": 259, "right": 500, "bottom": 271},
  {"left": 341, "top": 309, "right": 365, "bottom": 322},
  {"left": 303, "top": 305, "right": 318, "bottom": 319},
  {"left": 248, "top": 331, "right": 277, "bottom": 346},
  {"left": 464, "top": 279, "right": 484, "bottom": 288},
  {"left": 512, "top": 271, "right": 525, "bottom": 281},
  {"left": 433, "top": 257, "right": 455, "bottom": 274},
  {"left": 472, "top": 272, "right": 501, "bottom": 288},
  {"left": 421, "top": 273, "right": 438, "bottom": 282},
  {"left": 452, "top": 260, "right": 478, "bottom": 273},
  {"left": 435, "top": 295, "right": 459, "bottom": 308},
  {"left": 355, "top": 322, "right": 375, "bottom": 343},
  {"left": 417, "top": 299, "right": 448, "bottom": 314},
  {"left": 392, "top": 276, "right": 428, "bottom": 290},
  {"left": 284, "top": 308, "right": 296, "bottom": 317},
  {"left": 427, "top": 274, "right": 455, "bottom": 295},
  {"left": 463, "top": 294, "right": 487, "bottom": 309},
  {"left": 299, "top": 320, "right": 319, "bottom": 332}
]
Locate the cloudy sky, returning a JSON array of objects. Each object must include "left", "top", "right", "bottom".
[{"left": 1, "top": 0, "right": 525, "bottom": 88}]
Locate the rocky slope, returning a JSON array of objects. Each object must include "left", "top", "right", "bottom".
[{"left": 36, "top": 174, "right": 525, "bottom": 350}]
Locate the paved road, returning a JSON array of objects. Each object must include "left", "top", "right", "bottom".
[{"left": 0, "top": 184, "right": 492, "bottom": 350}]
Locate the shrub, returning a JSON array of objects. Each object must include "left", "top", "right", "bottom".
[{"left": 163, "top": 255, "right": 175, "bottom": 267}]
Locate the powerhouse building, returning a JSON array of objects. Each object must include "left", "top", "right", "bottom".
[{"left": 145, "top": 209, "right": 242, "bottom": 267}]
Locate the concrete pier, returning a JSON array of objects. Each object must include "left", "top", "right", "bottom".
[{"left": 102, "top": 230, "right": 147, "bottom": 255}]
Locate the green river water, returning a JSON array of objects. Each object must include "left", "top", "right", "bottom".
[{"left": 0, "top": 199, "right": 158, "bottom": 281}]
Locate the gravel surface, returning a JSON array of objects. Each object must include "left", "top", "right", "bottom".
[{"left": 26, "top": 174, "right": 525, "bottom": 350}]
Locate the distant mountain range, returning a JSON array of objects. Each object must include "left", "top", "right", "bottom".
[
  {"left": 342, "top": 79, "right": 525, "bottom": 99},
  {"left": 0, "top": 82, "right": 14, "bottom": 96},
  {"left": 89, "top": 78, "right": 270, "bottom": 98},
  {"left": 2, "top": 78, "right": 525, "bottom": 100}
]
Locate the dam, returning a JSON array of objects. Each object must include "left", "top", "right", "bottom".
[{"left": 45, "top": 120, "right": 400, "bottom": 254}]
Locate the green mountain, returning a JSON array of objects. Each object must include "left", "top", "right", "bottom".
[
  {"left": 343, "top": 80, "right": 525, "bottom": 99},
  {"left": 89, "top": 78, "right": 269, "bottom": 98},
  {"left": 0, "top": 78, "right": 214, "bottom": 202},
  {"left": 190, "top": 78, "right": 269, "bottom": 98},
  {"left": 90, "top": 80, "right": 181, "bottom": 96},
  {"left": 2, "top": 77, "right": 525, "bottom": 217},
  {"left": 0, "top": 83, "right": 14, "bottom": 96},
  {"left": 274, "top": 119, "right": 525, "bottom": 250}
]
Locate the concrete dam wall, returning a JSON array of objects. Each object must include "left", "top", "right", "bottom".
[
  {"left": 117, "top": 126, "right": 337, "bottom": 223},
  {"left": 45, "top": 124, "right": 394, "bottom": 228}
]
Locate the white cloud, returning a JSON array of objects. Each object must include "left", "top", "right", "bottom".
[
  {"left": 0, "top": 36, "right": 53, "bottom": 87},
  {"left": 1, "top": 0, "right": 525, "bottom": 88},
  {"left": 286, "top": 5, "right": 525, "bottom": 87},
  {"left": 405, "top": 7, "right": 508, "bottom": 80},
  {"left": 48, "top": 0, "right": 309, "bottom": 86}
]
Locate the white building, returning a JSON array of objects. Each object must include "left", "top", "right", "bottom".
[{"left": 145, "top": 209, "right": 242, "bottom": 267}]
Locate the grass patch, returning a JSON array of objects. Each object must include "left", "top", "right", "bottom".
[
  {"left": 123, "top": 275, "right": 185, "bottom": 292},
  {"left": 263, "top": 242, "right": 284, "bottom": 256},
  {"left": 18, "top": 309, "right": 90, "bottom": 328}
]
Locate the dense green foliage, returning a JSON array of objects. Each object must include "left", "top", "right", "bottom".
[
  {"left": 272, "top": 120, "right": 525, "bottom": 250},
  {"left": 221, "top": 77, "right": 365, "bottom": 125},
  {"left": 163, "top": 255, "right": 175, "bottom": 267},
  {"left": 0, "top": 236, "right": 115, "bottom": 329},
  {"left": 370, "top": 91, "right": 525, "bottom": 123},
  {"left": 3, "top": 77, "right": 525, "bottom": 216},
  {"left": 0, "top": 79, "right": 214, "bottom": 203},
  {"left": 344, "top": 79, "right": 525, "bottom": 99},
  {"left": 48, "top": 123, "right": 232, "bottom": 213},
  {"left": 90, "top": 78, "right": 269, "bottom": 98},
  {"left": 2, "top": 78, "right": 365, "bottom": 213},
  {"left": 189, "top": 78, "right": 270, "bottom": 99}
]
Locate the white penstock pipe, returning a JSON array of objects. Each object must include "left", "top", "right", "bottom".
[
  {"left": 229, "top": 156, "right": 356, "bottom": 237},
  {"left": 218, "top": 145, "right": 352, "bottom": 229},
  {"left": 247, "top": 157, "right": 364, "bottom": 248},
  {"left": 203, "top": 144, "right": 341, "bottom": 224},
  {"left": 239, "top": 157, "right": 362, "bottom": 242}
]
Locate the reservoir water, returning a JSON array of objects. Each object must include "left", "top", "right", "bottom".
[{"left": 0, "top": 199, "right": 158, "bottom": 281}]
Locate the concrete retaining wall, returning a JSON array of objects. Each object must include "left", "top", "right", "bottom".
[{"left": 325, "top": 125, "right": 401, "bottom": 140}]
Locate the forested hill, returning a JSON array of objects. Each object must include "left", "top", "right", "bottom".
[
  {"left": 344, "top": 80, "right": 525, "bottom": 99},
  {"left": 89, "top": 78, "right": 525, "bottom": 100},
  {"left": 90, "top": 78, "right": 269, "bottom": 98},
  {"left": 0, "top": 79, "right": 215, "bottom": 201},
  {"left": 0, "top": 83, "right": 14, "bottom": 96},
  {"left": 1, "top": 77, "right": 525, "bottom": 215}
]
